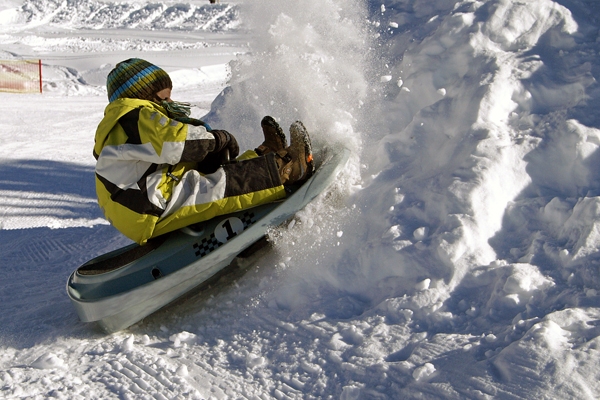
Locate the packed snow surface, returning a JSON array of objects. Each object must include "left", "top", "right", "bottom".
[{"left": 2, "top": 0, "right": 600, "bottom": 398}]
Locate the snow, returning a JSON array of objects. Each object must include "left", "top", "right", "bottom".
[{"left": 2, "top": 0, "right": 600, "bottom": 398}]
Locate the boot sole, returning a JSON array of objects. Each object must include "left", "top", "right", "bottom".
[
  {"left": 290, "top": 121, "right": 315, "bottom": 180},
  {"left": 261, "top": 116, "right": 288, "bottom": 149}
]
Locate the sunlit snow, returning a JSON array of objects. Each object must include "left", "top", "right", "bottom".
[{"left": 1, "top": 0, "right": 600, "bottom": 398}]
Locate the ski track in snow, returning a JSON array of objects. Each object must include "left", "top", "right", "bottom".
[{"left": 2, "top": 0, "right": 600, "bottom": 398}]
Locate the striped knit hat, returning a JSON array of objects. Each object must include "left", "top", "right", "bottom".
[{"left": 107, "top": 58, "right": 172, "bottom": 102}]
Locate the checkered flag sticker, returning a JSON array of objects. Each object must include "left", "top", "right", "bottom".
[{"left": 193, "top": 211, "right": 256, "bottom": 258}]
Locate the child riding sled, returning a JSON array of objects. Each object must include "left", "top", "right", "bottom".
[{"left": 94, "top": 58, "right": 314, "bottom": 245}]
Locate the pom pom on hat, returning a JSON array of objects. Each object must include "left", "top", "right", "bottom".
[{"left": 106, "top": 58, "right": 172, "bottom": 102}]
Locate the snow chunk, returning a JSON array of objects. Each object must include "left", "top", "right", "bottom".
[
  {"left": 415, "top": 278, "right": 431, "bottom": 291},
  {"left": 380, "top": 75, "right": 392, "bottom": 82},
  {"left": 341, "top": 384, "right": 363, "bottom": 399},
  {"left": 413, "top": 227, "right": 429, "bottom": 240},
  {"left": 383, "top": 225, "right": 402, "bottom": 240},
  {"left": 558, "top": 197, "right": 600, "bottom": 261},
  {"left": 245, "top": 353, "right": 267, "bottom": 369},
  {"left": 300, "top": 360, "right": 323, "bottom": 374},
  {"left": 529, "top": 321, "right": 568, "bottom": 349},
  {"left": 503, "top": 264, "right": 554, "bottom": 298},
  {"left": 413, "top": 363, "right": 436, "bottom": 381},
  {"left": 485, "top": 334, "right": 497, "bottom": 343},
  {"left": 340, "top": 325, "right": 365, "bottom": 345},
  {"left": 31, "top": 353, "right": 67, "bottom": 370},
  {"left": 120, "top": 334, "right": 135, "bottom": 352},
  {"left": 176, "top": 364, "right": 189, "bottom": 376},
  {"left": 169, "top": 331, "right": 198, "bottom": 348},
  {"left": 393, "top": 240, "right": 412, "bottom": 251},
  {"left": 329, "top": 333, "right": 350, "bottom": 350}
]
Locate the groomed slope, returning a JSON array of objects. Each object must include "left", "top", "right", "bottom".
[{"left": 1, "top": 0, "right": 600, "bottom": 398}]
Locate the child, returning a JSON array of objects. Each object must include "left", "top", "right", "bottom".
[{"left": 94, "top": 58, "right": 313, "bottom": 244}]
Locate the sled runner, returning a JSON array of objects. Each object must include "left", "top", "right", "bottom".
[{"left": 66, "top": 146, "right": 350, "bottom": 333}]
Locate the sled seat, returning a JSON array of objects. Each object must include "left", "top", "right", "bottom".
[{"left": 77, "top": 234, "right": 169, "bottom": 275}]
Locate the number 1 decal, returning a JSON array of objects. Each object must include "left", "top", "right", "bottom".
[
  {"left": 221, "top": 220, "right": 237, "bottom": 240},
  {"left": 214, "top": 217, "right": 244, "bottom": 243}
]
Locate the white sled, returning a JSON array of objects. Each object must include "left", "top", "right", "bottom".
[{"left": 66, "top": 147, "right": 350, "bottom": 333}]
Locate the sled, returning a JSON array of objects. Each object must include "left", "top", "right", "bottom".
[{"left": 66, "top": 146, "right": 351, "bottom": 333}]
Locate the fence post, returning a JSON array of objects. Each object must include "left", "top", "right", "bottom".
[{"left": 39, "top": 59, "right": 42, "bottom": 93}]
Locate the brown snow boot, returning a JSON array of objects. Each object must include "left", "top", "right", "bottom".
[
  {"left": 276, "top": 121, "right": 315, "bottom": 185},
  {"left": 255, "top": 116, "right": 288, "bottom": 156}
]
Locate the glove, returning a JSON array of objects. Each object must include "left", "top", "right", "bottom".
[{"left": 211, "top": 130, "right": 240, "bottom": 160}]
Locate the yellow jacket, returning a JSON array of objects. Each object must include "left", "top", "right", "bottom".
[{"left": 94, "top": 98, "right": 285, "bottom": 244}]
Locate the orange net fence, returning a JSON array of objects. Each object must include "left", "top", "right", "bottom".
[{"left": 0, "top": 59, "right": 42, "bottom": 94}]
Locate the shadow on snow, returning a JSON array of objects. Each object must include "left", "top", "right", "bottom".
[{"left": 0, "top": 159, "right": 130, "bottom": 348}]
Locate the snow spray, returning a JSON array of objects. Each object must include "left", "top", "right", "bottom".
[{"left": 204, "top": 0, "right": 370, "bottom": 155}]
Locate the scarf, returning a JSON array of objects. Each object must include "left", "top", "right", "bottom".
[{"left": 160, "top": 100, "right": 212, "bottom": 130}]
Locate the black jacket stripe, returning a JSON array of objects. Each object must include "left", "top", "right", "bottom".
[
  {"left": 96, "top": 165, "right": 164, "bottom": 217},
  {"left": 119, "top": 108, "right": 142, "bottom": 145}
]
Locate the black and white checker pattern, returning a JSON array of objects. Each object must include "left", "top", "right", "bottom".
[
  {"left": 238, "top": 212, "right": 256, "bottom": 228},
  {"left": 192, "top": 211, "right": 256, "bottom": 258}
]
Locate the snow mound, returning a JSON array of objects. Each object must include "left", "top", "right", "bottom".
[
  {"left": 41, "top": 63, "right": 105, "bottom": 96},
  {"left": 18, "top": 0, "right": 239, "bottom": 31},
  {"left": 31, "top": 352, "right": 67, "bottom": 369}
]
